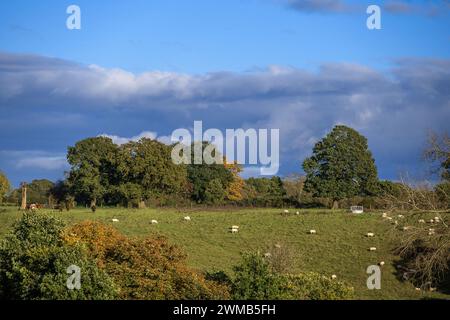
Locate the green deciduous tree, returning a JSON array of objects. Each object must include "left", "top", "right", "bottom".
[
  {"left": 67, "top": 137, "right": 118, "bottom": 207},
  {"left": 204, "top": 178, "right": 226, "bottom": 204},
  {"left": 302, "top": 125, "right": 379, "bottom": 208},
  {"left": 116, "top": 138, "right": 189, "bottom": 205},
  {"left": 187, "top": 142, "right": 233, "bottom": 203},
  {"left": 242, "top": 177, "right": 286, "bottom": 207},
  {"left": 0, "top": 171, "right": 10, "bottom": 204},
  {"left": 9, "top": 179, "right": 54, "bottom": 205}
]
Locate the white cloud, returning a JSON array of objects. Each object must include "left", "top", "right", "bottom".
[
  {"left": 16, "top": 156, "right": 67, "bottom": 170},
  {"left": 98, "top": 131, "right": 173, "bottom": 145},
  {"left": 0, "top": 150, "right": 68, "bottom": 170}
]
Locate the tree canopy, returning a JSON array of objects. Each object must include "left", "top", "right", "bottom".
[
  {"left": 302, "top": 125, "right": 379, "bottom": 207},
  {"left": 0, "top": 171, "right": 11, "bottom": 204}
]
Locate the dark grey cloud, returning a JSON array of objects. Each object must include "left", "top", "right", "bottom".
[
  {"left": 384, "top": 0, "right": 450, "bottom": 15},
  {"left": 283, "top": 0, "right": 450, "bottom": 15},
  {"left": 0, "top": 52, "right": 449, "bottom": 185},
  {"left": 284, "top": 0, "right": 352, "bottom": 13}
]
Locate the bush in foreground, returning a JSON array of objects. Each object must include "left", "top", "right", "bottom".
[
  {"left": 231, "top": 252, "right": 354, "bottom": 300},
  {"left": 64, "top": 221, "right": 229, "bottom": 300},
  {"left": 0, "top": 213, "right": 117, "bottom": 300}
]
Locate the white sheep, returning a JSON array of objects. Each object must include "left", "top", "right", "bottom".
[
  {"left": 283, "top": 209, "right": 289, "bottom": 214},
  {"left": 397, "top": 214, "right": 404, "bottom": 218},
  {"left": 403, "top": 226, "right": 411, "bottom": 231},
  {"left": 112, "top": 218, "right": 119, "bottom": 222},
  {"left": 296, "top": 211, "right": 300, "bottom": 215},
  {"left": 382, "top": 212, "right": 388, "bottom": 218},
  {"left": 151, "top": 219, "right": 158, "bottom": 224},
  {"left": 429, "top": 219, "right": 435, "bottom": 223},
  {"left": 184, "top": 216, "right": 191, "bottom": 221},
  {"left": 369, "top": 247, "right": 377, "bottom": 251},
  {"left": 231, "top": 225, "right": 240, "bottom": 229},
  {"left": 415, "top": 287, "right": 421, "bottom": 291},
  {"left": 418, "top": 219, "right": 425, "bottom": 224},
  {"left": 264, "top": 252, "right": 272, "bottom": 258},
  {"left": 379, "top": 261, "right": 385, "bottom": 266},
  {"left": 331, "top": 274, "right": 337, "bottom": 280},
  {"left": 366, "top": 232, "right": 375, "bottom": 237},
  {"left": 386, "top": 217, "right": 393, "bottom": 221},
  {"left": 308, "top": 230, "right": 317, "bottom": 235},
  {"left": 230, "top": 228, "right": 239, "bottom": 233}
]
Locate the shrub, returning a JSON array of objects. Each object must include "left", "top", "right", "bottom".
[
  {"left": 65, "top": 221, "right": 229, "bottom": 300},
  {"left": 231, "top": 252, "right": 286, "bottom": 300},
  {"left": 0, "top": 213, "right": 117, "bottom": 300},
  {"left": 231, "top": 252, "right": 354, "bottom": 300},
  {"left": 280, "top": 273, "right": 354, "bottom": 300}
]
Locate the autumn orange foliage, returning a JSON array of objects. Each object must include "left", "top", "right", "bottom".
[
  {"left": 224, "top": 159, "right": 244, "bottom": 201},
  {"left": 64, "top": 221, "right": 230, "bottom": 300}
]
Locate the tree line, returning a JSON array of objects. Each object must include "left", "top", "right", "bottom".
[{"left": 1, "top": 125, "right": 448, "bottom": 210}]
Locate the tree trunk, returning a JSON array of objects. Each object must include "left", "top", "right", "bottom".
[
  {"left": 138, "top": 200, "right": 146, "bottom": 209},
  {"left": 20, "top": 183, "right": 27, "bottom": 210},
  {"left": 332, "top": 200, "right": 339, "bottom": 210}
]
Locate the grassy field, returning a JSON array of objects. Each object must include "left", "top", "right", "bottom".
[{"left": 0, "top": 206, "right": 448, "bottom": 300}]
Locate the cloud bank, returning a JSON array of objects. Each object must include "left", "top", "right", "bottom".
[
  {"left": 282, "top": 0, "right": 450, "bottom": 15},
  {"left": 0, "top": 52, "right": 449, "bottom": 183}
]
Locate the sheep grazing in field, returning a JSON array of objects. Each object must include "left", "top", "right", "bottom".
[
  {"left": 434, "top": 217, "right": 440, "bottom": 222},
  {"left": 418, "top": 219, "right": 425, "bottom": 224},
  {"left": 379, "top": 261, "right": 385, "bottom": 266},
  {"left": 381, "top": 212, "right": 388, "bottom": 218},
  {"left": 230, "top": 225, "right": 239, "bottom": 233},
  {"left": 428, "top": 228, "right": 435, "bottom": 236},
  {"left": 308, "top": 230, "right": 317, "bottom": 235},
  {"left": 429, "top": 287, "right": 437, "bottom": 292},
  {"left": 402, "top": 226, "right": 412, "bottom": 231},
  {"left": 112, "top": 218, "right": 119, "bottom": 222},
  {"left": 184, "top": 216, "right": 191, "bottom": 221},
  {"left": 429, "top": 219, "right": 435, "bottom": 223},
  {"left": 397, "top": 214, "right": 404, "bottom": 218},
  {"left": 415, "top": 287, "right": 421, "bottom": 291},
  {"left": 331, "top": 274, "right": 337, "bottom": 280},
  {"left": 386, "top": 217, "right": 393, "bottom": 221},
  {"left": 366, "top": 232, "right": 375, "bottom": 237},
  {"left": 296, "top": 211, "right": 300, "bottom": 215},
  {"left": 264, "top": 252, "right": 272, "bottom": 258},
  {"left": 368, "top": 247, "right": 377, "bottom": 251},
  {"left": 151, "top": 220, "right": 158, "bottom": 224}
]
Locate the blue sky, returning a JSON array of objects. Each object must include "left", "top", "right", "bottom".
[{"left": 0, "top": 0, "right": 449, "bottom": 187}]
